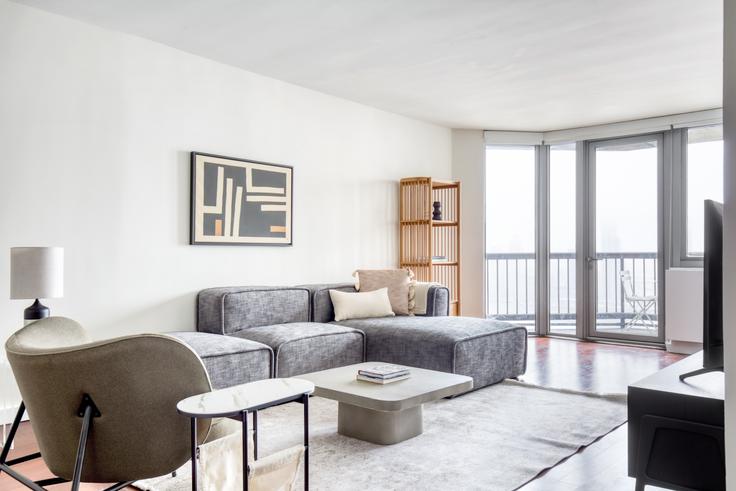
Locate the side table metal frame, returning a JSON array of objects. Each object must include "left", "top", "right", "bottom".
[{"left": 182, "top": 391, "right": 310, "bottom": 491}]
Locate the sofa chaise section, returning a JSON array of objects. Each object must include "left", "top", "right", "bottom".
[
  {"left": 334, "top": 316, "right": 527, "bottom": 388},
  {"left": 196, "top": 286, "right": 365, "bottom": 379}
]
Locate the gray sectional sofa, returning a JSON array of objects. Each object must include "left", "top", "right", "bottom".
[{"left": 171, "top": 283, "right": 527, "bottom": 391}]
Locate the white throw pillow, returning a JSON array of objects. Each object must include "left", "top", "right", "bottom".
[{"left": 330, "top": 288, "right": 395, "bottom": 321}]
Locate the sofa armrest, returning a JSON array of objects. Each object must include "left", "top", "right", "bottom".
[{"left": 422, "top": 285, "right": 450, "bottom": 317}]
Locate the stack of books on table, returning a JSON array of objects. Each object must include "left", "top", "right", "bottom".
[{"left": 356, "top": 364, "right": 411, "bottom": 384}]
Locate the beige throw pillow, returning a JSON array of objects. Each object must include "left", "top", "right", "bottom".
[
  {"left": 353, "top": 269, "right": 416, "bottom": 315},
  {"left": 329, "top": 288, "right": 395, "bottom": 321}
]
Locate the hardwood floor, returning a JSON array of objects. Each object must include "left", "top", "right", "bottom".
[
  {"left": 519, "top": 337, "right": 684, "bottom": 490},
  {"left": 0, "top": 337, "right": 684, "bottom": 490},
  {"left": 523, "top": 336, "right": 683, "bottom": 394}
]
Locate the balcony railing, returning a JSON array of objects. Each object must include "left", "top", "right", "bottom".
[{"left": 486, "top": 252, "right": 658, "bottom": 328}]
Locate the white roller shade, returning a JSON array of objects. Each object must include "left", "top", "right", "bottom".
[
  {"left": 484, "top": 131, "right": 543, "bottom": 146},
  {"left": 484, "top": 109, "right": 723, "bottom": 145},
  {"left": 544, "top": 109, "right": 722, "bottom": 144}
]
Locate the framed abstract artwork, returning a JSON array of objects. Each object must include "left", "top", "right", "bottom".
[{"left": 190, "top": 152, "right": 293, "bottom": 245}]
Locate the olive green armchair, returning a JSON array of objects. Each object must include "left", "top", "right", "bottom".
[{"left": 1, "top": 317, "right": 214, "bottom": 490}]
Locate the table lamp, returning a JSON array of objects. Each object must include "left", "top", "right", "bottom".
[{"left": 10, "top": 247, "right": 64, "bottom": 323}]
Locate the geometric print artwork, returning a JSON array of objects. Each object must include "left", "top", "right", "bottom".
[{"left": 191, "top": 152, "right": 293, "bottom": 245}]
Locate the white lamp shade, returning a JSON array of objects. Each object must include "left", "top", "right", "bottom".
[{"left": 10, "top": 247, "right": 64, "bottom": 299}]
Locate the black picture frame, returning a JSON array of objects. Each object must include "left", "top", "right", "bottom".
[{"left": 190, "top": 152, "right": 294, "bottom": 246}]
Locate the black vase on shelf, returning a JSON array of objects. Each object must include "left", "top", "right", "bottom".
[{"left": 432, "top": 201, "right": 442, "bottom": 221}]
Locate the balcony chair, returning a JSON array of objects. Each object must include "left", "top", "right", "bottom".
[
  {"left": 620, "top": 270, "right": 657, "bottom": 329},
  {"left": 1, "top": 317, "right": 214, "bottom": 490}
]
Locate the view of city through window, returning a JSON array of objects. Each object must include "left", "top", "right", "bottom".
[
  {"left": 486, "top": 146, "right": 537, "bottom": 331},
  {"left": 485, "top": 129, "right": 723, "bottom": 339}
]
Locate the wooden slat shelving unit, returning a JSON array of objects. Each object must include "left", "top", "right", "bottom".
[{"left": 399, "top": 177, "right": 461, "bottom": 316}]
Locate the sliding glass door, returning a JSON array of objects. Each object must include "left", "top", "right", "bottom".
[
  {"left": 485, "top": 135, "right": 667, "bottom": 344},
  {"left": 587, "top": 135, "right": 664, "bottom": 342}
]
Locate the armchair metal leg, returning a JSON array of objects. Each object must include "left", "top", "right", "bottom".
[
  {"left": 0, "top": 402, "right": 48, "bottom": 491},
  {"left": 0, "top": 464, "right": 46, "bottom": 491},
  {"left": 71, "top": 402, "right": 94, "bottom": 491},
  {"left": 0, "top": 402, "right": 26, "bottom": 467},
  {"left": 35, "top": 477, "right": 69, "bottom": 486},
  {"left": 6, "top": 451, "right": 42, "bottom": 466},
  {"left": 0, "top": 395, "right": 105, "bottom": 491}
]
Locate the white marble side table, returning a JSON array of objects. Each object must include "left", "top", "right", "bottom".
[{"left": 177, "top": 378, "right": 314, "bottom": 491}]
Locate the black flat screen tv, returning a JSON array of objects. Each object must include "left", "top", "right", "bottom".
[{"left": 680, "top": 199, "right": 724, "bottom": 381}]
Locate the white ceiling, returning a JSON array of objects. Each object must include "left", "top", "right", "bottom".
[{"left": 14, "top": 0, "right": 723, "bottom": 130}]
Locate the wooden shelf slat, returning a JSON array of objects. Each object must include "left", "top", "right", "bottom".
[{"left": 431, "top": 220, "right": 458, "bottom": 227}]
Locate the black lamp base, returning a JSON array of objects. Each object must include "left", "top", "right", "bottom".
[{"left": 24, "top": 299, "right": 50, "bottom": 321}]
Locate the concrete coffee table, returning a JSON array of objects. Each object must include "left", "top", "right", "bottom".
[{"left": 298, "top": 362, "right": 473, "bottom": 445}]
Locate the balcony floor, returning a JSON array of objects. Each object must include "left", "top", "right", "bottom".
[{"left": 508, "top": 317, "right": 659, "bottom": 338}]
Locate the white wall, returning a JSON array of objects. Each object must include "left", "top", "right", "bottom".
[
  {"left": 0, "top": 0, "right": 451, "bottom": 341},
  {"left": 451, "top": 130, "right": 486, "bottom": 317},
  {"left": 723, "top": 0, "right": 736, "bottom": 485}
]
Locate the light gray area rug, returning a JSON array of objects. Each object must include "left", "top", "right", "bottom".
[{"left": 135, "top": 381, "right": 626, "bottom": 491}]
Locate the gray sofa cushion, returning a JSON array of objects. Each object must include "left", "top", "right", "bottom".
[
  {"left": 333, "top": 316, "right": 527, "bottom": 389},
  {"left": 232, "top": 322, "right": 365, "bottom": 378},
  {"left": 300, "top": 283, "right": 450, "bottom": 322},
  {"left": 197, "top": 286, "right": 310, "bottom": 335},
  {"left": 168, "top": 331, "right": 273, "bottom": 389}
]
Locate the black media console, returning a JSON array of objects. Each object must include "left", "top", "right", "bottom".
[{"left": 628, "top": 351, "right": 725, "bottom": 490}]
